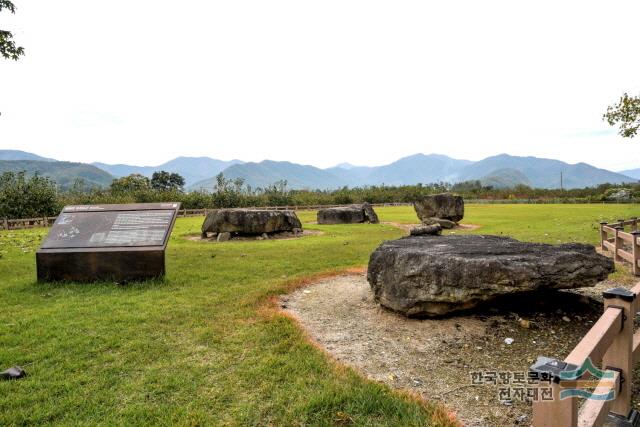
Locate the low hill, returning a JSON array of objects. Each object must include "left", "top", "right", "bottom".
[
  {"left": 0, "top": 160, "right": 114, "bottom": 189},
  {"left": 479, "top": 168, "right": 532, "bottom": 188}
]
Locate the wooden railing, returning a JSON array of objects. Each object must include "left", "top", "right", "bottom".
[
  {"left": 600, "top": 218, "right": 640, "bottom": 276},
  {"left": 0, "top": 203, "right": 413, "bottom": 230},
  {"left": 531, "top": 284, "right": 640, "bottom": 426},
  {"left": 1, "top": 216, "right": 59, "bottom": 231}
]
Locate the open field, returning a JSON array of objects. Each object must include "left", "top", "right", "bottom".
[{"left": 1, "top": 204, "right": 639, "bottom": 426}]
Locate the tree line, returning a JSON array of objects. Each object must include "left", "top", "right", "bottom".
[{"left": 2, "top": 170, "right": 640, "bottom": 220}]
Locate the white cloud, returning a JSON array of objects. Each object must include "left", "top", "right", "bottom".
[{"left": 1, "top": 0, "right": 639, "bottom": 170}]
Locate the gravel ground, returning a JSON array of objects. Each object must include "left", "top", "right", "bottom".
[{"left": 282, "top": 273, "right": 637, "bottom": 426}]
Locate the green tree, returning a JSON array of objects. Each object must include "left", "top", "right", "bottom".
[
  {"left": 1, "top": 1, "right": 24, "bottom": 60},
  {"left": 110, "top": 174, "right": 150, "bottom": 193},
  {"left": 0, "top": 171, "right": 58, "bottom": 218},
  {"left": 150, "top": 171, "right": 185, "bottom": 191},
  {"left": 604, "top": 93, "right": 640, "bottom": 138}
]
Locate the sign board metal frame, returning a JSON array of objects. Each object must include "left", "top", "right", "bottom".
[{"left": 36, "top": 203, "right": 181, "bottom": 282}]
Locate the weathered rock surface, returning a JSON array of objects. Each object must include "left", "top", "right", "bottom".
[
  {"left": 414, "top": 193, "right": 464, "bottom": 223},
  {"left": 367, "top": 235, "right": 614, "bottom": 317},
  {"left": 409, "top": 224, "right": 442, "bottom": 236},
  {"left": 317, "top": 203, "right": 380, "bottom": 224},
  {"left": 202, "top": 209, "right": 302, "bottom": 235},
  {"left": 421, "top": 217, "right": 457, "bottom": 229}
]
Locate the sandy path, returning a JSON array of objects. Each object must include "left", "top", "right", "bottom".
[{"left": 282, "top": 273, "right": 617, "bottom": 426}]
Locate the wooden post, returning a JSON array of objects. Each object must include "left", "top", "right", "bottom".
[
  {"left": 532, "top": 382, "right": 578, "bottom": 427},
  {"left": 632, "top": 231, "right": 640, "bottom": 277},
  {"left": 631, "top": 217, "right": 638, "bottom": 232},
  {"left": 600, "top": 222, "right": 608, "bottom": 253},
  {"left": 2, "top": 218, "right": 7, "bottom": 230},
  {"left": 615, "top": 226, "right": 624, "bottom": 262},
  {"left": 43, "top": 217, "right": 48, "bottom": 227},
  {"left": 602, "top": 287, "right": 635, "bottom": 417}
]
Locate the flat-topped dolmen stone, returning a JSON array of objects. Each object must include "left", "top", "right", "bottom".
[
  {"left": 367, "top": 234, "right": 614, "bottom": 317},
  {"left": 317, "top": 203, "right": 379, "bottom": 224},
  {"left": 414, "top": 193, "right": 464, "bottom": 223},
  {"left": 201, "top": 209, "right": 302, "bottom": 236}
]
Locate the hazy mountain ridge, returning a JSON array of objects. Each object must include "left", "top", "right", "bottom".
[
  {"left": 93, "top": 156, "right": 243, "bottom": 186},
  {"left": 189, "top": 153, "right": 636, "bottom": 190},
  {"left": 0, "top": 160, "right": 114, "bottom": 189},
  {"left": 458, "top": 154, "right": 634, "bottom": 189},
  {"left": 190, "top": 160, "right": 345, "bottom": 190},
  {"left": 620, "top": 168, "right": 640, "bottom": 180},
  {"left": 0, "top": 150, "right": 56, "bottom": 162},
  {"left": 1, "top": 149, "right": 637, "bottom": 191}
]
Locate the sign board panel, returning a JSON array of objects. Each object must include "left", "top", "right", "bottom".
[{"left": 36, "top": 203, "right": 181, "bottom": 282}]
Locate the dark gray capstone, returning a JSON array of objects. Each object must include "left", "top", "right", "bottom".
[
  {"left": 202, "top": 209, "right": 302, "bottom": 236},
  {"left": 1, "top": 366, "right": 26, "bottom": 381},
  {"left": 414, "top": 193, "right": 464, "bottom": 223},
  {"left": 317, "top": 203, "right": 379, "bottom": 224},
  {"left": 367, "top": 234, "right": 614, "bottom": 317}
]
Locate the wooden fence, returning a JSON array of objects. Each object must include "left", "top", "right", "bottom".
[
  {"left": 0, "top": 203, "right": 412, "bottom": 231},
  {"left": 531, "top": 285, "right": 640, "bottom": 426},
  {"left": 600, "top": 218, "right": 640, "bottom": 276}
]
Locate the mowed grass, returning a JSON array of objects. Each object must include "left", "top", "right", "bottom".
[
  {"left": 384, "top": 203, "right": 640, "bottom": 244},
  {"left": 0, "top": 204, "right": 638, "bottom": 426},
  {"left": 0, "top": 208, "right": 452, "bottom": 427}
]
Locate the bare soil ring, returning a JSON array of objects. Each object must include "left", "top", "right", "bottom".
[{"left": 281, "top": 273, "right": 620, "bottom": 426}]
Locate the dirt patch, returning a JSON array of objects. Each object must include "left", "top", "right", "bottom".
[
  {"left": 185, "top": 229, "right": 323, "bottom": 242},
  {"left": 282, "top": 273, "right": 626, "bottom": 426}
]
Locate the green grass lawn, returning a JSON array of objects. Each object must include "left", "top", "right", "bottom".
[{"left": 0, "top": 204, "right": 638, "bottom": 426}]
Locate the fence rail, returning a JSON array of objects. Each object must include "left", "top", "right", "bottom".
[
  {"left": 0, "top": 203, "right": 413, "bottom": 231},
  {"left": 600, "top": 218, "right": 640, "bottom": 276},
  {"left": 531, "top": 284, "right": 640, "bottom": 426}
]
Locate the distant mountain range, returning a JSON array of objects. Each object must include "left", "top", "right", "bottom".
[
  {"left": 92, "top": 157, "right": 243, "bottom": 186},
  {"left": 0, "top": 149, "right": 637, "bottom": 190},
  {"left": 188, "top": 153, "right": 636, "bottom": 191}
]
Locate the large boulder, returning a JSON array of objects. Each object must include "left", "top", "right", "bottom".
[
  {"left": 202, "top": 209, "right": 302, "bottom": 236},
  {"left": 414, "top": 193, "right": 464, "bottom": 223},
  {"left": 367, "top": 235, "right": 614, "bottom": 317},
  {"left": 317, "top": 203, "right": 379, "bottom": 224}
]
